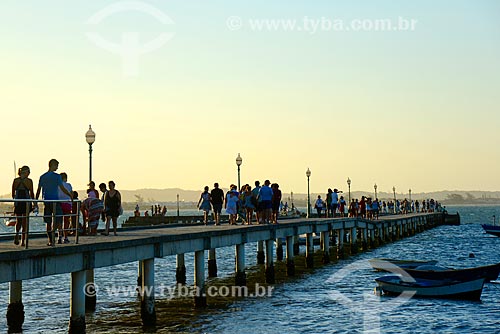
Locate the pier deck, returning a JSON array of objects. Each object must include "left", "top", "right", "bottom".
[
  {"left": 0, "top": 213, "right": 434, "bottom": 282},
  {"left": 0, "top": 212, "right": 444, "bottom": 333}
]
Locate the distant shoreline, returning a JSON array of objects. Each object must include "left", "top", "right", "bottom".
[{"left": 443, "top": 202, "right": 500, "bottom": 206}]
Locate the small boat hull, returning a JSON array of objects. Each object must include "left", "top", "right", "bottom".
[
  {"left": 482, "top": 224, "right": 500, "bottom": 237},
  {"left": 404, "top": 263, "right": 500, "bottom": 282},
  {"left": 369, "top": 258, "right": 438, "bottom": 272},
  {"left": 375, "top": 275, "right": 485, "bottom": 301}
]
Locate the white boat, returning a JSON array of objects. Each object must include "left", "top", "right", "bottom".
[{"left": 375, "top": 275, "right": 485, "bottom": 301}]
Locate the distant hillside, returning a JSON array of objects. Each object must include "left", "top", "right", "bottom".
[
  {"left": 299, "top": 191, "right": 500, "bottom": 203},
  {"left": 2, "top": 189, "right": 500, "bottom": 204},
  {"left": 119, "top": 188, "right": 201, "bottom": 203}
]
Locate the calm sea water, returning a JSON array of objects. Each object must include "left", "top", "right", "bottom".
[{"left": 2, "top": 205, "right": 500, "bottom": 333}]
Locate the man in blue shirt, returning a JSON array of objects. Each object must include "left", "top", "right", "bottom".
[
  {"left": 258, "top": 180, "right": 273, "bottom": 224},
  {"left": 35, "top": 159, "right": 73, "bottom": 246}
]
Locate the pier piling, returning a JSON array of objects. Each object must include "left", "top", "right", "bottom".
[
  {"left": 7, "top": 280, "right": 24, "bottom": 333},
  {"left": 137, "top": 260, "right": 143, "bottom": 290},
  {"left": 208, "top": 249, "right": 218, "bottom": 278},
  {"left": 140, "top": 259, "right": 156, "bottom": 326},
  {"left": 293, "top": 236, "right": 300, "bottom": 255},
  {"left": 330, "top": 230, "right": 338, "bottom": 261},
  {"left": 265, "top": 239, "right": 275, "bottom": 284},
  {"left": 351, "top": 228, "right": 358, "bottom": 254},
  {"left": 85, "top": 269, "right": 96, "bottom": 312},
  {"left": 362, "top": 229, "right": 368, "bottom": 251},
  {"left": 276, "top": 238, "right": 284, "bottom": 261},
  {"left": 69, "top": 271, "right": 86, "bottom": 334},
  {"left": 257, "top": 241, "right": 265, "bottom": 265},
  {"left": 285, "top": 236, "right": 295, "bottom": 276},
  {"left": 194, "top": 250, "right": 207, "bottom": 307},
  {"left": 235, "top": 244, "right": 246, "bottom": 287},
  {"left": 369, "top": 229, "right": 376, "bottom": 248},
  {"left": 305, "top": 233, "right": 314, "bottom": 269},
  {"left": 321, "top": 231, "right": 330, "bottom": 264},
  {"left": 338, "top": 229, "right": 345, "bottom": 259},
  {"left": 176, "top": 254, "right": 186, "bottom": 285}
]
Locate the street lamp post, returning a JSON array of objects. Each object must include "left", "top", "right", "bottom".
[
  {"left": 306, "top": 168, "right": 311, "bottom": 218},
  {"left": 374, "top": 183, "right": 378, "bottom": 199},
  {"left": 409, "top": 188, "right": 412, "bottom": 213},
  {"left": 85, "top": 125, "right": 96, "bottom": 183},
  {"left": 176, "top": 194, "right": 180, "bottom": 217},
  {"left": 347, "top": 177, "right": 351, "bottom": 204},
  {"left": 236, "top": 153, "right": 242, "bottom": 191},
  {"left": 393, "top": 186, "right": 396, "bottom": 214}
]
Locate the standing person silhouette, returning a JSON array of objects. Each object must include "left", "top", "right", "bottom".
[
  {"left": 99, "top": 182, "right": 108, "bottom": 223},
  {"left": 243, "top": 185, "right": 255, "bottom": 225},
  {"left": 58, "top": 173, "right": 73, "bottom": 244},
  {"left": 225, "top": 184, "right": 239, "bottom": 225},
  {"left": 314, "top": 195, "right": 324, "bottom": 218},
  {"left": 103, "top": 181, "right": 121, "bottom": 236},
  {"left": 258, "top": 180, "right": 273, "bottom": 224},
  {"left": 35, "top": 159, "right": 73, "bottom": 246},
  {"left": 210, "top": 183, "right": 224, "bottom": 226},
  {"left": 271, "top": 183, "right": 282, "bottom": 224},
  {"left": 87, "top": 181, "right": 99, "bottom": 199},
  {"left": 11, "top": 166, "right": 34, "bottom": 246},
  {"left": 197, "top": 186, "right": 212, "bottom": 225}
]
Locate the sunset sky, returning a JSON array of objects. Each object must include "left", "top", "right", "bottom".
[{"left": 1, "top": 0, "right": 499, "bottom": 198}]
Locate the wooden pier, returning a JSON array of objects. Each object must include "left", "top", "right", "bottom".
[{"left": 0, "top": 212, "right": 444, "bottom": 333}]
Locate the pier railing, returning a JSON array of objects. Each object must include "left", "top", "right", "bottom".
[{"left": 0, "top": 198, "right": 82, "bottom": 249}]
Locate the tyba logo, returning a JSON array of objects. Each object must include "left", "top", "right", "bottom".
[
  {"left": 85, "top": 1, "right": 175, "bottom": 76},
  {"left": 326, "top": 259, "right": 416, "bottom": 334}
]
